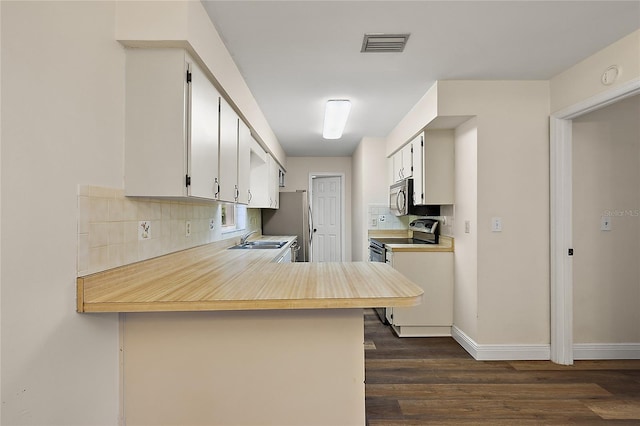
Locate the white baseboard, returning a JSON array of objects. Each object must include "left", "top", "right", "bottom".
[
  {"left": 574, "top": 343, "right": 640, "bottom": 360},
  {"left": 452, "top": 326, "right": 550, "bottom": 361}
]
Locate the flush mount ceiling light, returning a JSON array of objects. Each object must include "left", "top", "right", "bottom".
[
  {"left": 322, "top": 100, "right": 351, "bottom": 140},
  {"left": 361, "top": 33, "right": 410, "bottom": 53}
]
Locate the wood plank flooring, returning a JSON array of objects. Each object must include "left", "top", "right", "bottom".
[{"left": 363, "top": 309, "right": 640, "bottom": 425}]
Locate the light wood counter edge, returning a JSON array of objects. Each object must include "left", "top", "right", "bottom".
[
  {"left": 79, "top": 295, "right": 422, "bottom": 313},
  {"left": 77, "top": 236, "right": 424, "bottom": 313}
]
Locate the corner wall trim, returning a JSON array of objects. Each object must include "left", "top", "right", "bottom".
[
  {"left": 452, "top": 326, "right": 551, "bottom": 361},
  {"left": 573, "top": 343, "right": 640, "bottom": 360}
]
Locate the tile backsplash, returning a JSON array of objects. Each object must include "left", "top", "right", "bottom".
[
  {"left": 367, "top": 203, "right": 454, "bottom": 236},
  {"left": 77, "top": 185, "right": 261, "bottom": 276}
]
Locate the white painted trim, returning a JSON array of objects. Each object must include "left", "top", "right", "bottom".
[
  {"left": 308, "top": 173, "right": 347, "bottom": 262},
  {"left": 452, "top": 326, "right": 551, "bottom": 361},
  {"left": 574, "top": 343, "right": 640, "bottom": 360},
  {"left": 549, "top": 117, "right": 574, "bottom": 365},
  {"left": 553, "top": 77, "right": 640, "bottom": 120},
  {"left": 549, "top": 79, "right": 640, "bottom": 365}
]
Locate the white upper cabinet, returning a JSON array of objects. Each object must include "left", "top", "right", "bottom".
[
  {"left": 391, "top": 142, "right": 414, "bottom": 183},
  {"left": 421, "top": 129, "right": 454, "bottom": 205},
  {"left": 218, "top": 97, "right": 239, "bottom": 203},
  {"left": 248, "top": 138, "right": 269, "bottom": 207},
  {"left": 268, "top": 154, "right": 280, "bottom": 209},
  {"left": 237, "top": 120, "right": 251, "bottom": 204},
  {"left": 124, "top": 48, "right": 220, "bottom": 200},
  {"left": 410, "top": 134, "right": 424, "bottom": 205}
]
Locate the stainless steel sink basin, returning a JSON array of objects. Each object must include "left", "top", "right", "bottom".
[{"left": 229, "top": 241, "right": 287, "bottom": 250}]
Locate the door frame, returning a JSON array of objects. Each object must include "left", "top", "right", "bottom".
[
  {"left": 550, "top": 77, "right": 640, "bottom": 365},
  {"left": 308, "top": 173, "right": 346, "bottom": 262}
]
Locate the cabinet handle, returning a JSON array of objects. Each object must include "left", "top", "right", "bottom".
[
  {"left": 234, "top": 185, "right": 239, "bottom": 201},
  {"left": 248, "top": 190, "right": 252, "bottom": 203},
  {"left": 214, "top": 178, "right": 220, "bottom": 198}
]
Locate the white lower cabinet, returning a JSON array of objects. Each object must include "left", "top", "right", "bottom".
[{"left": 386, "top": 250, "right": 454, "bottom": 337}]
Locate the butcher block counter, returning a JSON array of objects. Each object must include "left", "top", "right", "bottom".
[
  {"left": 76, "top": 235, "right": 423, "bottom": 426},
  {"left": 76, "top": 236, "right": 423, "bottom": 313}
]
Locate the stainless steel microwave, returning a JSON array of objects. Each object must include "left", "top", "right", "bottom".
[
  {"left": 389, "top": 178, "right": 441, "bottom": 217},
  {"left": 389, "top": 179, "right": 413, "bottom": 216}
]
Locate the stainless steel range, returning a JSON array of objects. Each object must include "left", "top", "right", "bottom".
[{"left": 368, "top": 218, "right": 440, "bottom": 323}]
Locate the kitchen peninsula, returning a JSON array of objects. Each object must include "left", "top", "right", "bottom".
[{"left": 77, "top": 236, "right": 422, "bottom": 425}]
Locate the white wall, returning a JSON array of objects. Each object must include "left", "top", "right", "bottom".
[
  {"left": 453, "top": 118, "right": 478, "bottom": 341},
  {"left": 352, "top": 137, "right": 387, "bottom": 261},
  {"left": 284, "top": 157, "right": 352, "bottom": 261},
  {"left": 1, "top": 2, "right": 122, "bottom": 423},
  {"left": 572, "top": 95, "right": 640, "bottom": 344}
]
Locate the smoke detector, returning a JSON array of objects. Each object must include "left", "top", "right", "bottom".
[{"left": 361, "top": 33, "right": 410, "bottom": 53}]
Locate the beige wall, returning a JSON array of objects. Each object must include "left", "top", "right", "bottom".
[
  {"left": 572, "top": 95, "right": 640, "bottom": 344},
  {"left": 284, "top": 157, "right": 352, "bottom": 261},
  {"left": 439, "top": 81, "right": 551, "bottom": 345},
  {"left": 550, "top": 30, "right": 640, "bottom": 113},
  {"left": 1, "top": 2, "right": 122, "bottom": 423},
  {"left": 453, "top": 118, "right": 478, "bottom": 340},
  {"left": 352, "top": 137, "right": 387, "bottom": 261},
  {"left": 0, "top": 1, "right": 280, "bottom": 423}
]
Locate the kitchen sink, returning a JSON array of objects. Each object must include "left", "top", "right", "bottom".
[{"left": 229, "top": 241, "right": 287, "bottom": 250}]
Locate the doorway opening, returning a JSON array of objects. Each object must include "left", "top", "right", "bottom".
[{"left": 550, "top": 79, "right": 640, "bottom": 364}]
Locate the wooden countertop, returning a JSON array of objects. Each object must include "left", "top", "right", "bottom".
[
  {"left": 368, "top": 230, "right": 454, "bottom": 253},
  {"left": 77, "top": 236, "right": 423, "bottom": 313}
]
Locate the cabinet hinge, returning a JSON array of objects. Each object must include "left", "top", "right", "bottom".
[
  {"left": 186, "top": 70, "right": 192, "bottom": 83},
  {"left": 185, "top": 175, "right": 191, "bottom": 187}
]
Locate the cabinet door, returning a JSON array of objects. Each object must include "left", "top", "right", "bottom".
[
  {"left": 392, "top": 151, "right": 403, "bottom": 182},
  {"left": 188, "top": 59, "right": 220, "bottom": 200},
  {"left": 236, "top": 120, "right": 251, "bottom": 204},
  {"left": 423, "top": 129, "right": 455, "bottom": 204},
  {"left": 411, "top": 134, "right": 424, "bottom": 205},
  {"left": 219, "top": 98, "right": 239, "bottom": 202},
  {"left": 267, "top": 154, "right": 280, "bottom": 209},
  {"left": 401, "top": 143, "right": 413, "bottom": 179},
  {"left": 125, "top": 48, "right": 188, "bottom": 197},
  {"left": 248, "top": 138, "right": 270, "bottom": 207},
  {"left": 389, "top": 251, "right": 453, "bottom": 327}
]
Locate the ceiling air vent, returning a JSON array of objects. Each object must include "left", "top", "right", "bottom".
[{"left": 361, "top": 33, "right": 410, "bottom": 53}]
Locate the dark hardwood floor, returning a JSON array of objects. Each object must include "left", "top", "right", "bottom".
[{"left": 363, "top": 309, "right": 640, "bottom": 425}]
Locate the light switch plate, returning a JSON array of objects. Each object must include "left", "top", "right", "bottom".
[
  {"left": 464, "top": 220, "right": 471, "bottom": 234},
  {"left": 185, "top": 221, "right": 192, "bottom": 237},
  {"left": 491, "top": 217, "right": 502, "bottom": 232},
  {"left": 600, "top": 216, "right": 612, "bottom": 231}
]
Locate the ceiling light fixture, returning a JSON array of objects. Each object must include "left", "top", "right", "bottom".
[{"left": 322, "top": 100, "right": 351, "bottom": 140}]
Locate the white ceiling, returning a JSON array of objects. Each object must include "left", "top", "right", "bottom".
[{"left": 202, "top": 1, "right": 640, "bottom": 157}]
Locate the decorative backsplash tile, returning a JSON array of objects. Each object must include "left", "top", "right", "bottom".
[
  {"left": 367, "top": 203, "right": 454, "bottom": 237},
  {"left": 77, "top": 185, "right": 261, "bottom": 276}
]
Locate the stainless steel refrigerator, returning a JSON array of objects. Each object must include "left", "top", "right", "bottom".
[{"left": 262, "top": 190, "right": 311, "bottom": 262}]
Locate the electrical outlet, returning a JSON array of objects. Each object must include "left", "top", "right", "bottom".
[
  {"left": 138, "top": 221, "right": 151, "bottom": 240},
  {"left": 491, "top": 217, "right": 502, "bottom": 232},
  {"left": 371, "top": 217, "right": 378, "bottom": 228},
  {"left": 185, "top": 221, "right": 192, "bottom": 237}
]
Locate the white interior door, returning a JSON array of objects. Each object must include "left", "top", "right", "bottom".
[{"left": 311, "top": 176, "right": 342, "bottom": 262}]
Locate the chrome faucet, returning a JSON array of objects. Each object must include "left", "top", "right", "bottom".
[{"left": 240, "top": 230, "right": 258, "bottom": 245}]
